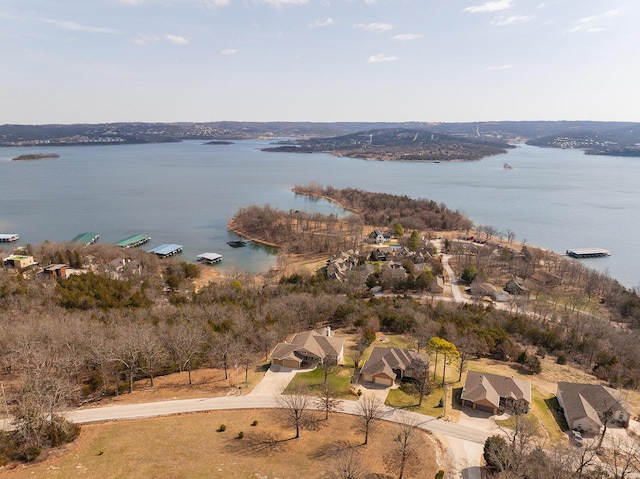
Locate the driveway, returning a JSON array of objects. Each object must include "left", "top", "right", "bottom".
[{"left": 248, "top": 365, "right": 301, "bottom": 396}]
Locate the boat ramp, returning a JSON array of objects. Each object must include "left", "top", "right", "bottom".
[
  {"left": 149, "top": 244, "right": 183, "bottom": 258},
  {"left": 116, "top": 234, "right": 151, "bottom": 248},
  {"left": 0, "top": 234, "right": 19, "bottom": 242},
  {"left": 71, "top": 232, "right": 100, "bottom": 246},
  {"left": 566, "top": 248, "right": 611, "bottom": 259},
  {"left": 196, "top": 252, "right": 223, "bottom": 264}
]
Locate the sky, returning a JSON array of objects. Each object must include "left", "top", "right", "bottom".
[{"left": 1, "top": 0, "right": 639, "bottom": 124}]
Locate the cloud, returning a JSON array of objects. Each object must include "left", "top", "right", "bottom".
[
  {"left": 368, "top": 54, "right": 397, "bottom": 63},
  {"left": 309, "top": 17, "right": 334, "bottom": 28},
  {"left": 220, "top": 48, "right": 237, "bottom": 55},
  {"left": 42, "top": 18, "right": 119, "bottom": 34},
  {"left": 354, "top": 22, "right": 394, "bottom": 33},
  {"left": 200, "top": 0, "right": 231, "bottom": 6},
  {"left": 119, "top": 0, "right": 146, "bottom": 4},
  {"left": 256, "top": 0, "right": 309, "bottom": 7},
  {"left": 485, "top": 64, "right": 511, "bottom": 71},
  {"left": 132, "top": 33, "right": 188, "bottom": 45},
  {"left": 392, "top": 33, "right": 422, "bottom": 41},
  {"left": 565, "top": 8, "right": 623, "bottom": 33},
  {"left": 165, "top": 34, "right": 188, "bottom": 44},
  {"left": 492, "top": 15, "right": 531, "bottom": 26},
  {"left": 463, "top": 0, "right": 512, "bottom": 13}
]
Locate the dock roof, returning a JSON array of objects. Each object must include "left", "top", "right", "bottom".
[
  {"left": 0, "top": 234, "right": 19, "bottom": 241},
  {"left": 116, "top": 234, "right": 151, "bottom": 248},
  {"left": 566, "top": 248, "right": 611, "bottom": 258},
  {"left": 149, "top": 244, "right": 183, "bottom": 257},
  {"left": 71, "top": 232, "right": 99, "bottom": 245},
  {"left": 197, "top": 252, "right": 222, "bottom": 262}
]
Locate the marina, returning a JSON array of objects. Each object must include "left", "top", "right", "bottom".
[
  {"left": 566, "top": 248, "right": 611, "bottom": 259},
  {"left": 116, "top": 235, "right": 151, "bottom": 248},
  {"left": 149, "top": 244, "right": 183, "bottom": 258},
  {"left": 0, "top": 234, "right": 20, "bottom": 243},
  {"left": 196, "top": 252, "right": 223, "bottom": 264},
  {"left": 71, "top": 232, "right": 100, "bottom": 246}
]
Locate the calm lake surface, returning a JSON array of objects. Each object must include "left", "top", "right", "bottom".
[{"left": 1, "top": 140, "right": 638, "bottom": 288}]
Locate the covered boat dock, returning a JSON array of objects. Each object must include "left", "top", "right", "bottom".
[
  {"left": 197, "top": 252, "right": 222, "bottom": 264},
  {"left": 116, "top": 234, "right": 151, "bottom": 248},
  {"left": 0, "top": 234, "right": 20, "bottom": 242},
  {"left": 566, "top": 248, "right": 611, "bottom": 259},
  {"left": 149, "top": 244, "right": 183, "bottom": 258},
  {"left": 72, "top": 232, "right": 100, "bottom": 246}
]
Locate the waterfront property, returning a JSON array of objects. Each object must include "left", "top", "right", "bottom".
[
  {"left": 3, "top": 254, "right": 36, "bottom": 269},
  {"left": 196, "top": 252, "right": 222, "bottom": 264},
  {"left": 566, "top": 248, "right": 611, "bottom": 259},
  {"left": 116, "top": 234, "right": 151, "bottom": 248},
  {"left": 270, "top": 327, "right": 345, "bottom": 369},
  {"left": 42, "top": 264, "right": 68, "bottom": 278},
  {"left": 71, "top": 232, "right": 100, "bottom": 246},
  {"left": 461, "top": 371, "right": 531, "bottom": 414},
  {"left": 0, "top": 234, "right": 19, "bottom": 242},
  {"left": 149, "top": 244, "right": 183, "bottom": 258}
]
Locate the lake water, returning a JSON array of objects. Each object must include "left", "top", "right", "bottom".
[{"left": 0, "top": 140, "right": 638, "bottom": 288}]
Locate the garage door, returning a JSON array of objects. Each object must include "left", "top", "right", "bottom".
[{"left": 373, "top": 375, "right": 393, "bottom": 387}]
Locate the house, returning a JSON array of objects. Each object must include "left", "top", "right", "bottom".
[
  {"left": 372, "top": 229, "right": 386, "bottom": 244},
  {"left": 42, "top": 264, "right": 68, "bottom": 278},
  {"left": 556, "top": 382, "right": 630, "bottom": 436},
  {"left": 3, "top": 254, "right": 36, "bottom": 269},
  {"left": 529, "top": 270, "right": 561, "bottom": 287},
  {"left": 270, "top": 327, "right": 345, "bottom": 369},
  {"left": 461, "top": 371, "right": 532, "bottom": 414},
  {"left": 470, "top": 282, "right": 510, "bottom": 302},
  {"left": 504, "top": 278, "right": 529, "bottom": 296},
  {"left": 428, "top": 275, "right": 445, "bottom": 294},
  {"left": 326, "top": 250, "right": 361, "bottom": 281},
  {"left": 359, "top": 347, "right": 422, "bottom": 387}
]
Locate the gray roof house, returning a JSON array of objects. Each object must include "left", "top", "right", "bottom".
[
  {"left": 270, "top": 327, "right": 345, "bottom": 370},
  {"left": 359, "top": 347, "right": 421, "bottom": 387},
  {"left": 461, "top": 371, "right": 532, "bottom": 414},
  {"left": 556, "top": 382, "right": 630, "bottom": 436}
]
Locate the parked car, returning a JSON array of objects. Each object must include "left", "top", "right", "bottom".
[{"left": 570, "top": 429, "right": 583, "bottom": 446}]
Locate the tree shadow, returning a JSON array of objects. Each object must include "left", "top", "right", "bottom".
[{"left": 224, "top": 431, "right": 296, "bottom": 455}]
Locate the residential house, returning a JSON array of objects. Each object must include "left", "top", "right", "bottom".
[
  {"left": 461, "top": 371, "right": 532, "bottom": 414},
  {"left": 42, "top": 264, "right": 68, "bottom": 278},
  {"left": 470, "top": 282, "right": 510, "bottom": 302},
  {"left": 371, "top": 229, "right": 389, "bottom": 245},
  {"left": 270, "top": 327, "right": 345, "bottom": 369},
  {"left": 359, "top": 347, "right": 422, "bottom": 387},
  {"left": 529, "top": 270, "right": 561, "bottom": 287},
  {"left": 3, "top": 255, "right": 36, "bottom": 269},
  {"left": 504, "top": 278, "right": 529, "bottom": 296},
  {"left": 326, "top": 250, "right": 361, "bottom": 281},
  {"left": 556, "top": 382, "right": 630, "bottom": 436}
]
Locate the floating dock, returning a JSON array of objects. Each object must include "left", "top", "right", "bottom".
[
  {"left": 72, "top": 232, "right": 100, "bottom": 246},
  {"left": 227, "top": 239, "right": 248, "bottom": 247},
  {"left": 149, "top": 244, "right": 183, "bottom": 258},
  {"left": 0, "top": 234, "right": 20, "bottom": 242},
  {"left": 116, "top": 234, "right": 151, "bottom": 248},
  {"left": 197, "top": 252, "right": 223, "bottom": 264},
  {"left": 566, "top": 248, "right": 611, "bottom": 259}
]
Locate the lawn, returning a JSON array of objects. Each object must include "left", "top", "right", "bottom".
[
  {"left": 385, "top": 382, "right": 450, "bottom": 418},
  {"left": 1, "top": 410, "right": 441, "bottom": 479},
  {"left": 285, "top": 365, "right": 356, "bottom": 399}
]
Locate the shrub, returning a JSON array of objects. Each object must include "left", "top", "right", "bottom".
[
  {"left": 13, "top": 444, "right": 41, "bottom": 463},
  {"left": 251, "top": 420, "right": 258, "bottom": 426},
  {"left": 556, "top": 353, "right": 567, "bottom": 365},
  {"left": 217, "top": 424, "right": 226, "bottom": 432},
  {"left": 237, "top": 431, "right": 244, "bottom": 439},
  {"left": 484, "top": 435, "right": 508, "bottom": 472},
  {"left": 435, "top": 471, "right": 445, "bottom": 479}
]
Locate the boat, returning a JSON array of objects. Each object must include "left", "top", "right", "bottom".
[
  {"left": 503, "top": 163, "right": 514, "bottom": 169},
  {"left": 227, "top": 240, "right": 248, "bottom": 247},
  {"left": 0, "top": 234, "right": 20, "bottom": 242}
]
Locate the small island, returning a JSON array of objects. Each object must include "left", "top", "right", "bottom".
[
  {"left": 11, "top": 153, "right": 60, "bottom": 161},
  {"left": 203, "top": 140, "right": 234, "bottom": 146}
]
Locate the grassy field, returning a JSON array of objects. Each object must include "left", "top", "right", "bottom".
[
  {"left": 285, "top": 365, "right": 356, "bottom": 399},
  {"left": 2, "top": 410, "right": 441, "bottom": 479}
]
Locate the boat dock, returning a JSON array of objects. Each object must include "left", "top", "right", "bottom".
[
  {"left": 116, "top": 234, "right": 151, "bottom": 248},
  {"left": 227, "top": 239, "right": 248, "bottom": 247},
  {"left": 0, "top": 234, "right": 20, "bottom": 242},
  {"left": 566, "top": 248, "right": 611, "bottom": 259},
  {"left": 196, "top": 252, "right": 223, "bottom": 264},
  {"left": 72, "top": 232, "right": 100, "bottom": 246},
  {"left": 149, "top": 244, "right": 183, "bottom": 258}
]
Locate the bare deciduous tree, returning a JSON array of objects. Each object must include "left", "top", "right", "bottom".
[
  {"left": 315, "top": 383, "right": 343, "bottom": 420},
  {"left": 275, "top": 384, "right": 312, "bottom": 439},
  {"left": 355, "top": 394, "right": 388, "bottom": 445},
  {"left": 383, "top": 412, "right": 424, "bottom": 479}
]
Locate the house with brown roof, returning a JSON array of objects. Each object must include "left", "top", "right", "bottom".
[
  {"left": 270, "top": 327, "right": 345, "bottom": 370},
  {"left": 461, "top": 371, "right": 531, "bottom": 414},
  {"left": 359, "top": 347, "right": 422, "bottom": 387},
  {"left": 556, "top": 382, "right": 630, "bottom": 436}
]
